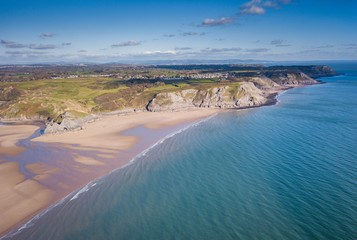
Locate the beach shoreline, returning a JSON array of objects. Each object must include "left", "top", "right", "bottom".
[
  {"left": 0, "top": 108, "right": 220, "bottom": 238},
  {"left": 0, "top": 84, "right": 320, "bottom": 238}
]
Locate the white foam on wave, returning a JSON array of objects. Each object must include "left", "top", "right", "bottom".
[
  {"left": 1, "top": 113, "right": 217, "bottom": 240},
  {"left": 70, "top": 182, "right": 97, "bottom": 201},
  {"left": 275, "top": 90, "right": 288, "bottom": 104}
]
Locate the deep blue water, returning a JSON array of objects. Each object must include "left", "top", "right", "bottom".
[{"left": 7, "top": 63, "right": 357, "bottom": 240}]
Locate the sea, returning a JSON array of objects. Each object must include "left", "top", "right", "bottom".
[{"left": 5, "top": 62, "right": 357, "bottom": 240}]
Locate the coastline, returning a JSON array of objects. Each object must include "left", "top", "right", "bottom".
[
  {"left": 0, "top": 83, "right": 321, "bottom": 238},
  {"left": 0, "top": 108, "right": 219, "bottom": 238}
]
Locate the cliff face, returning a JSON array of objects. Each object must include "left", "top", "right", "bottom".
[
  {"left": 146, "top": 89, "right": 197, "bottom": 112},
  {"left": 147, "top": 82, "right": 268, "bottom": 112},
  {"left": 193, "top": 83, "right": 266, "bottom": 108},
  {"left": 265, "top": 72, "right": 319, "bottom": 86}
]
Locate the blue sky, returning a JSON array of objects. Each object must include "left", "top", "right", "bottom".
[{"left": 1, "top": 0, "right": 356, "bottom": 63}]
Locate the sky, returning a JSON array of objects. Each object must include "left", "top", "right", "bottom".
[{"left": 0, "top": 0, "right": 356, "bottom": 63}]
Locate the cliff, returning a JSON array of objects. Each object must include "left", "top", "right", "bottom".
[{"left": 146, "top": 72, "right": 319, "bottom": 112}]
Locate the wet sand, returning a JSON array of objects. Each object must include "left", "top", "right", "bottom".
[
  {"left": 0, "top": 109, "right": 219, "bottom": 237},
  {"left": 0, "top": 125, "right": 54, "bottom": 236},
  {"left": 0, "top": 125, "right": 39, "bottom": 156}
]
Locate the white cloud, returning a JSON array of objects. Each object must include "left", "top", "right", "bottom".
[
  {"left": 241, "top": 5, "right": 266, "bottom": 15},
  {"left": 240, "top": 0, "right": 291, "bottom": 15},
  {"left": 1, "top": 39, "right": 70, "bottom": 50},
  {"left": 29, "top": 44, "right": 57, "bottom": 50},
  {"left": 245, "top": 48, "right": 270, "bottom": 53},
  {"left": 40, "top": 33, "right": 55, "bottom": 39},
  {"left": 201, "top": 47, "right": 242, "bottom": 53},
  {"left": 175, "top": 47, "right": 192, "bottom": 51},
  {"left": 5, "top": 50, "right": 49, "bottom": 55},
  {"left": 270, "top": 39, "right": 291, "bottom": 47},
  {"left": 1, "top": 40, "right": 27, "bottom": 49},
  {"left": 181, "top": 32, "right": 198, "bottom": 36},
  {"left": 142, "top": 50, "right": 177, "bottom": 56},
  {"left": 201, "top": 17, "right": 234, "bottom": 26},
  {"left": 111, "top": 40, "right": 141, "bottom": 47}
]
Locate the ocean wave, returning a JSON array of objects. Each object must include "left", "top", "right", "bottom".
[{"left": 70, "top": 182, "right": 97, "bottom": 201}]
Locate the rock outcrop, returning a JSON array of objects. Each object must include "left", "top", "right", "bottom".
[{"left": 44, "top": 112, "right": 97, "bottom": 134}]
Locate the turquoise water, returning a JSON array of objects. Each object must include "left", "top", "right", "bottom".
[{"left": 8, "top": 63, "right": 357, "bottom": 240}]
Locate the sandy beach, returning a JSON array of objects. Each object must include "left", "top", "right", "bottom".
[
  {"left": 0, "top": 125, "right": 54, "bottom": 237},
  {"left": 0, "top": 109, "right": 219, "bottom": 237}
]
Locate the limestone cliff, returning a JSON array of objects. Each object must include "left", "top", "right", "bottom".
[
  {"left": 147, "top": 82, "right": 269, "bottom": 112},
  {"left": 146, "top": 89, "right": 197, "bottom": 112}
]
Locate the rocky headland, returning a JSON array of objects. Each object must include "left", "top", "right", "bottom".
[{"left": 146, "top": 71, "right": 320, "bottom": 112}]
